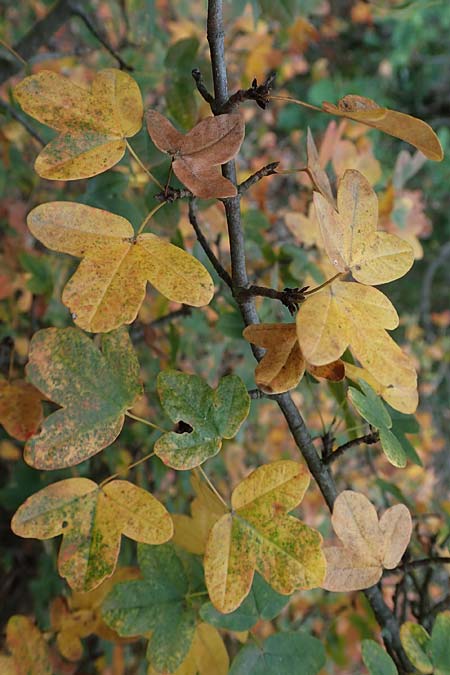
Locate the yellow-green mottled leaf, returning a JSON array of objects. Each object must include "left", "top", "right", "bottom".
[
  {"left": 361, "top": 639, "right": 398, "bottom": 675},
  {"left": 24, "top": 327, "right": 142, "bottom": 469},
  {"left": 204, "top": 460, "right": 325, "bottom": 613},
  {"left": 3, "top": 615, "right": 52, "bottom": 675},
  {"left": 400, "top": 623, "right": 432, "bottom": 673},
  {"left": 27, "top": 202, "right": 214, "bottom": 333},
  {"left": 431, "top": 611, "right": 450, "bottom": 674},
  {"left": 14, "top": 69, "right": 143, "bottom": 180},
  {"left": 11, "top": 479, "right": 173, "bottom": 592},
  {"left": 155, "top": 370, "right": 250, "bottom": 469},
  {"left": 102, "top": 544, "right": 201, "bottom": 673}
]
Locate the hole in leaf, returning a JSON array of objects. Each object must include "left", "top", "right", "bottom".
[
  {"left": 174, "top": 420, "right": 193, "bottom": 434},
  {"left": 62, "top": 520, "right": 68, "bottom": 529}
]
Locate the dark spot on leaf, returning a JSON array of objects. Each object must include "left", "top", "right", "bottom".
[
  {"left": 174, "top": 420, "right": 193, "bottom": 434},
  {"left": 62, "top": 520, "right": 68, "bottom": 529}
]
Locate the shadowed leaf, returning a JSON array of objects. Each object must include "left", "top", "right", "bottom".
[{"left": 0, "top": 379, "right": 43, "bottom": 441}]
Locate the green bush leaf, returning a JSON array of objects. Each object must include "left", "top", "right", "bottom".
[
  {"left": 25, "top": 327, "right": 142, "bottom": 469},
  {"left": 155, "top": 370, "right": 250, "bottom": 469},
  {"left": 348, "top": 379, "right": 392, "bottom": 430},
  {"left": 102, "top": 543, "right": 201, "bottom": 673},
  {"left": 431, "top": 611, "right": 450, "bottom": 675},
  {"left": 361, "top": 639, "right": 398, "bottom": 675},
  {"left": 200, "top": 573, "right": 289, "bottom": 631},
  {"left": 379, "top": 427, "right": 407, "bottom": 468},
  {"left": 229, "top": 631, "right": 326, "bottom": 675},
  {"left": 400, "top": 622, "right": 432, "bottom": 673}
]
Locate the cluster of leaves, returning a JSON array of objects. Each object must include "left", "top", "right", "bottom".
[{"left": 1, "top": 2, "right": 449, "bottom": 674}]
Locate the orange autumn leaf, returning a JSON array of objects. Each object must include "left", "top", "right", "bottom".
[
  {"left": 172, "top": 472, "right": 228, "bottom": 555},
  {"left": 14, "top": 69, "right": 143, "bottom": 180},
  {"left": 322, "top": 490, "right": 412, "bottom": 591},
  {"left": 27, "top": 202, "right": 214, "bottom": 333},
  {"left": 321, "top": 94, "right": 443, "bottom": 161},
  {"left": 11, "top": 479, "right": 173, "bottom": 592},
  {"left": 204, "top": 460, "right": 325, "bottom": 613},
  {"left": 0, "top": 615, "right": 52, "bottom": 675},
  {"left": 314, "top": 170, "right": 414, "bottom": 285},
  {"left": 0, "top": 378, "right": 43, "bottom": 441},
  {"left": 146, "top": 110, "right": 244, "bottom": 198},
  {"left": 243, "top": 323, "right": 344, "bottom": 395}
]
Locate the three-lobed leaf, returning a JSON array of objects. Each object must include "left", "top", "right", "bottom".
[
  {"left": 146, "top": 110, "right": 245, "bottom": 198},
  {"left": 14, "top": 69, "right": 143, "bottom": 180},
  {"left": 322, "top": 490, "right": 412, "bottom": 591},
  {"left": 11, "top": 479, "right": 173, "bottom": 592},
  {"left": 102, "top": 543, "right": 203, "bottom": 673},
  {"left": 155, "top": 370, "right": 250, "bottom": 469},
  {"left": 204, "top": 460, "right": 326, "bottom": 613},
  {"left": 27, "top": 202, "right": 214, "bottom": 333},
  {"left": 25, "top": 327, "right": 142, "bottom": 469}
]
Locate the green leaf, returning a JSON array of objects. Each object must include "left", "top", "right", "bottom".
[
  {"left": 25, "top": 327, "right": 142, "bottom": 469},
  {"left": 165, "top": 37, "right": 200, "bottom": 71},
  {"left": 19, "top": 252, "right": 54, "bottom": 296},
  {"left": 388, "top": 409, "right": 422, "bottom": 466},
  {"left": 361, "top": 639, "right": 398, "bottom": 675},
  {"left": 431, "top": 612, "right": 450, "bottom": 675},
  {"left": 348, "top": 379, "right": 392, "bottom": 430},
  {"left": 229, "top": 631, "right": 326, "bottom": 675},
  {"left": 155, "top": 370, "right": 250, "bottom": 469},
  {"left": 200, "top": 573, "right": 289, "bottom": 631},
  {"left": 379, "top": 427, "right": 408, "bottom": 468},
  {"left": 102, "top": 543, "right": 199, "bottom": 673},
  {"left": 400, "top": 622, "right": 432, "bottom": 673}
]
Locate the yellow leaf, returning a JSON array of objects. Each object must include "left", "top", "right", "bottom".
[
  {"left": 14, "top": 69, "right": 143, "bottom": 179},
  {"left": 322, "top": 95, "right": 443, "bottom": 161},
  {"left": 305, "top": 128, "right": 335, "bottom": 206},
  {"left": 172, "top": 473, "right": 228, "bottom": 555},
  {"left": 322, "top": 490, "right": 412, "bottom": 591},
  {"left": 148, "top": 623, "right": 229, "bottom": 675},
  {"left": 11, "top": 479, "right": 173, "bottom": 592},
  {"left": 204, "top": 460, "right": 325, "bottom": 613},
  {"left": 27, "top": 202, "right": 214, "bottom": 333},
  {"left": 314, "top": 170, "right": 414, "bottom": 285},
  {"left": 344, "top": 362, "right": 418, "bottom": 415},
  {"left": 2, "top": 615, "right": 52, "bottom": 675},
  {"left": 146, "top": 110, "right": 245, "bottom": 198},
  {"left": 284, "top": 203, "right": 323, "bottom": 249},
  {"left": 243, "top": 323, "right": 344, "bottom": 395}
]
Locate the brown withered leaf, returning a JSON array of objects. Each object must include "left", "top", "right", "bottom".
[
  {"left": 305, "top": 128, "right": 335, "bottom": 206},
  {"left": 243, "top": 323, "right": 344, "bottom": 395},
  {"left": 322, "top": 490, "right": 412, "bottom": 592},
  {"left": 146, "top": 110, "right": 245, "bottom": 198},
  {"left": 322, "top": 95, "right": 443, "bottom": 161},
  {"left": 0, "top": 378, "right": 43, "bottom": 441}
]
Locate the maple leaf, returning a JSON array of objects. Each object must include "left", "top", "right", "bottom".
[
  {"left": 11, "top": 478, "right": 173, "bottom": 592},
  {"left": 14, "top": 69, "right": 143, "bottom": 179},
  {"left": 102, "top": 543, "right": 204, "bottom": 673},
  {"left": 204, "top": 460, "right": 326, "bottom": 614},
  {"left": 297, "top": 278, "right": 417, "bottom": 410},
  {"left": 147, "top": 623, "right": 230, "bottom": 675},
  {"left": 0, "top": 378, "right": 43, "bottom": 441},
  {"left": 322, "top": 490, "right": 412, "bottom": 591},
  {"left": 155, "top": 370, "right": 250, "bottom": 469},
  {"left": 243, "top": 323, "right": 344, "bottom": 395},
  {"left": 314, "top": 170, "right": 414, "bottom": 285},
  {"left": 172, "top": 472, "right": 228, "bottom": 554},
  {"left": 27, "top": 202, "right": 214, "bottom": 333},
  {"left": 0, "top": 615, "right": 52, "bottom": 675},
  {"left": 146, "top": 110, "right": 245, "bottom": 198},
  {"left": 24, "top": 327, "right": 142, "bottom": 469},
  {"left": 321, "top": 94, "right": 443, "bottom": 161}
]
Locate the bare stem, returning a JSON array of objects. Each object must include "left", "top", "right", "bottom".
[
  {"left": 304, "top": 272, "right": 343, "bottom": 296},
  {"left": 188, "top": 199, "right": 233, "bottom": 288},
  {"left": 99, "top": 450, "right": 156, "bottom": 487},
  {"left": 137, "top": 202, "right": 167, "bottom": 235},
  {"left": 269, "top": 94, "right": 323, "bottom": 112},
  {"left": 238, "top": 162, "right": 280, "bottom": 194},
  {"left": 323, "top": 430, "right": 380, "bottom": 465}
]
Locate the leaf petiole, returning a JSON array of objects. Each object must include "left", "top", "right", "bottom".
[
  {"left": 125, "top": 410, "right": 168, "bottom": 433},
  {"left": 136, "top": 201, "right": 167, "bottom": 235},
  {"left": 198, "top": 466, "right": 229, "bottom": 509},
  {"left": 304, "top": 272, "right": 343, "bottom": 297},
  {"left": 268, "top": 95, "right": 323, "bottom": 112},
  {"left": 99, "top": 449, "right": 156, "bottom": 488},
  {"left": 126, "top": 139, "right": 164, "bottom": 189}
]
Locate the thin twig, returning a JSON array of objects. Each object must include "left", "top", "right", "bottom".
[
  {"left": 126, "top": 140, "right": 164, "bottom": 189},
  {"left": 149, "top": 306, "right": 192, "bottom": 328},
  {"left": 238, "top": 162, "right": 280, "bottom": 194},
  {"left": 155, "top": 186, "right": 193, "bottom": 202},
  {"left": 323, "top": 430, "right": 380, "bottom": 465},
  {"left": 0, "top": 100, "right": 44, "bottom": 145},
  {"left": 68, "top": 1, "right": 134, "bottom": 71},
  {"left": 191, "top": 68, "right": 215, "bottom": 106},
  {"left": 398, "top": 557, "right": 450, "bottom": 570},
  {"left": 188, "top": 199, "right": 233, "bottom": 288},
  {"left": 236, "top": 284, "right": 309, "bottom": 314}
]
